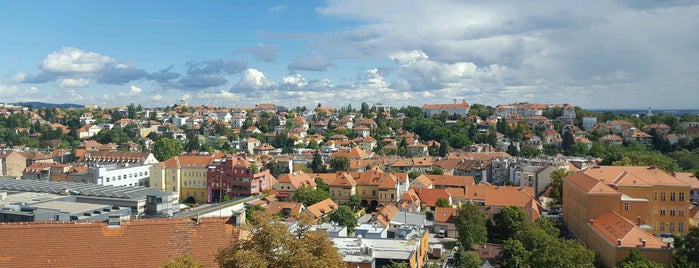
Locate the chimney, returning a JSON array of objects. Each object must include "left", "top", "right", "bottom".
[
  {"left": 636, "top": 216, "right": 641, "bottom": 226},
  {"left": 641, "top": 239, "right": 646, "bottom": 247},
  {"left": 617, "top": 239, "right": 622, "bottom": 247},
  {"left": 589, "top": 219, "right": 594, "bottom": 225}
]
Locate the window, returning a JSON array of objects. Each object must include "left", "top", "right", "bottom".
[
  {"left": 654, "top": 192, "right": 657, "bottom": 200},
  {"left": 679, "top": 223, "right": 684, "bottom": 232},
  {"left": 660, "top": 208, "right": 666, "bottom": 216},
  {"left": 670, "top": 209, "right": 676, "bottom": 216},
  {"left": 680, "top": 208, "right": 685, "bottom": 216},
  {"left": 671, "top": 192, "right": 676, "bottom": 201},
  {"left": 680, "top": 192, "right": 685, "bottom": 201},
  {"left": 660, "top": 222, "right": 665, "bottom": 231},
  {"left": 661, "top": 192, "right": 666, "bottom": 201},
  {"left": 624, "top": 202, "right": 629, "bottom": 211},
  {"left": 670, "top": 222, "right": 675, "bottom": 232}
]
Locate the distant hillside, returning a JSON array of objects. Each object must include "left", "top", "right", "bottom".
[{"left": 13, "top": 102, "right": 84, "bottom": 109}]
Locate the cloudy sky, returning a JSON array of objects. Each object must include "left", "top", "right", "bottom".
[{"left": 1, "top": 0, "right": 698, "bottom": 109}]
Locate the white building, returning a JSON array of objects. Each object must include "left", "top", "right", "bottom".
[{"left": 74, "top": 152, "right": 159, "bottom": 187}]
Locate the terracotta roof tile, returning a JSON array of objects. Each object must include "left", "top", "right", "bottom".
[{"left": 0, "top": 217, "right": 239, "bottom": 268}]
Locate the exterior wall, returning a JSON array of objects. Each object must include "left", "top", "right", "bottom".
[
  {"left": 180, "top": 167, "right": 208, "bottom": 204},
  {"left": 378, "top": 188, "right": 397, "bottom": 204},
  {"left": 96, "top": 165, "right": 152, "bottom": 187},
  {"left": 330, "top": 186, "right": 355, "bottom": 205},
  {"left": 562, "top": 179, "right": 620, "bottom": 242},
  {"left": 272, "top": 182, "right": 297, "bottom": 198},
  {"left": 357, "top": 185, "right": 378, "bottom": 203},
  {"left": 618, "top": 185, "right": 691, "bottom": 235},
  {"left": 1, "top": 152, "right": 27, "bottom": 178}
]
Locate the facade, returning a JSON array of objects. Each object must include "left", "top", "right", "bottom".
[
  {"left": 207, "top": 154, "right": 275, "bottom": 202},
  {"left": 563, "top": 166, "right": 686, "bottom": 267},
  {"left": 334, "top": 227, "right": 429, "bottom": 268},
  {"left": 273, "top": 171, "right": 316, "bottom": 199},
  {"left": 150, "top": 154, "right": 216, "bottom": 204},
  {"left": 74, "top": 151, "right": 158, "bottom": 187},
  {"left": 421, "top": 100, "right": 470, "bottom": 117},
  {"left": 0, "top": 151, "right": 27, "bottom": 178}
]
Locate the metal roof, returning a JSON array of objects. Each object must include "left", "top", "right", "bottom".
[{"left": 0, "top": 179, "right": 172, "bottom": 200}]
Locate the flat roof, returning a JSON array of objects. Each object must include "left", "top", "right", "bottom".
[
  {"left": 0, "top": 178, "right": 173, "bottom": 200},
  {"left": 0, "top": 192, "right": 66, "bottom": 206},
  {"left": 32, "top": 201, "right": 111, "bottom": 215}
]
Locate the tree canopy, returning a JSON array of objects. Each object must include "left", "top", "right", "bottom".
[
  {"left": 329, "top": 155, "right": 350, "bottom": 171},
  {"left": 454, "top": 202, "right": 488, "bottom": 249},
  {"left": 153, "top": 137, "right": 184, "bottom": 161},
  {"left": 328, "top": 205, "right": 358, "bottom": 233},
  {"left": 292, "top": 187, "right": 331, "bottom": 207},
  {"left": 216, "top": 211, "right": 344, "bottom": 268},
  {"left": 617, "top": 250, "right": 663, "bottom": 268}
]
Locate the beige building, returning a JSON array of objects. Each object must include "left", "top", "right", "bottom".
[
  {"left": 150, "top": 154, "right": 217, "bottom": 204},
  {"left": 0, "top": 151, "right": 27, "bottom": 178}
]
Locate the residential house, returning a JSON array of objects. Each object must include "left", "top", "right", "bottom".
[
  {"left": 207, "top": 154, "right": 275, "bottom": 201},
  {"left": 304, "top": 198, "right": 338, "bottom": 219},
  {"left": 412, "top": 188, "right": 452, "bottom": 211},
  {"left": 328, "top": 172, "right": 358, "bottom": 205},
  {"left": 467, "top": 184, "right": 541, "bottom": 222},
  {"left": 434, "top": 207, "right": 458, "bottom": 238},
  {"left": 600, "top": 134, "right": 624, "bottom": 146},
  {"left": 266, "top": 201, "right": 305, "bottom": 218},
  {"left": 273, "top": 171, "right": 316, "bottom": 200}
]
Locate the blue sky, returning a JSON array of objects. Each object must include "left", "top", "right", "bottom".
[{"left": 1, "top": 0, "right": 698, "bottom": 109}]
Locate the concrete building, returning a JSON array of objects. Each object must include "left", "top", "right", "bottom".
[
  {"left": 74, "top": 151, "right": 159, "bottom": 187},
  {"left": 421, "top": 100, "right": 470, "bottom": 118},
  {"left": 334, "top": 226, "right": 429, "bottom": 268}
]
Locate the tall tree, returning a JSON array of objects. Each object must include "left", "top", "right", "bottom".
[
  {"left": 345, "top": 194, "right": 361, "bottom": 211},
  {"left": 152, "top": 137, "right": 184, "bottom": 161},
  {"left": 329, "top": 155, "right": 350, "bottom": 171},
  {"left": 454, "top": 202, "right": 488, "bottom": 249},
  {"left": 328, "top": 205, "right": 358, "bottom": 233},
  {"left": 311, "top": 150, "right": 325, "bottom": 173},
  {"left": 292, "top": 187, "right": 331, "bottom": 207},
  {"left": 492, "top": 206, "right": 528, "bottom": 240},
  {"left": 216, "top": 211, "right": 344, "bottom": 268},
  {"left": 673, "top": 226, "right": 699, "bottom": 267}
]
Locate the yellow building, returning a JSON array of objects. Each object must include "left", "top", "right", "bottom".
[
  {"left": 150, "top": 154, "right": 217, "bottom": 204},
  {"left": 563, "top": 166, "right": 681, "bottom": 267},
  {"left": 324, "top": 168, "right": 407, "bottom": 208}
]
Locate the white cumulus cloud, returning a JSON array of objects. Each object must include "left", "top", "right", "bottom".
[
  {"left": 236, "top": 68, "right": 271, "bottom": 89},
  {"left": 118, "top": 85, "right": 143, "bottom": 97},
  {"left": 60, "top": 78, "right": 89, "bottom": 88},
  {"left": 42, "top": 47, "right": 116, "bottom": 73},
  {"left": 282, "top": 73, "right": 308, "bottom": 88}
]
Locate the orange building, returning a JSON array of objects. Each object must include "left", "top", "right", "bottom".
[{"left": 563, "top": 166, "right": 681, "bottom": 267}]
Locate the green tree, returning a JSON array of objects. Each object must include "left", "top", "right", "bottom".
[
  {"left": 384, "top": 261, "right": 410, "bottom": 268},
  {"left": 534, "top": 217, "right": 559, "bottom": 238},
  {"left": 492, "top": 206, "right": 528, "bottom": 240},
  {"left": 160, "top": 255, "right": 205, "bottom": 268},
  {"left": 617, "top": 250, "right": 663, "bottom": 268},
  {"left": 507, "top": 142, "right": 519, "bottom": 157},
  {"left": 549, "top": 168, "right": 573, "bottom": 205},
  {"left": 311, "top": 150, "right": 325, "bottom": 173},
  {"left": 314, "top": 177, "right": 329, "bottom": 192},
  {"left": 328, "top": 205, "right": 358, "bottom": 233},
  {"left": 216, "top": 211, "right": 344, "bottom": 268},
  {"left": 519, "top": 145, "right": 541, "bottom": 159},
  {"left": 292, "top": 186, "right": 331, "bottom": 207},
  {"left": 562, "top": 131, "right": 574, "bottom": 150},
  {"left": 431, "top": 167, "right": 444, "bottom": 175},
  {"left": 436, "top": 197, "right": 451, "bottom": 208},
  {"left": 457, "top": 250, "right": 483, "bottom": 268},
  {"left": 329, "top": 155, "right": 350, "bottom": 171},
  {"left": 153, "top": 137, "right": 184, "bottom": 161},
  {"left": 245, "top": 204, "right": 266, "bottom": 222},
  {"left": 346, "top": 194, "right": 361, "bottom": 211},
  {"left": 674, "top": 227, "right": 699, "bottom": 267},
  {"left": 408, "top": 170, "right": 422, "bottom": 182},
  {"left": 454, "top": 202, "right": 488, "bottom": 249},
  {"left": 500, "top": 239, "right": 530, "bottom": 268}
]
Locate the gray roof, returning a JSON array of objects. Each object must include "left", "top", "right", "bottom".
[{"left": 0, "top": 179, "right": 173, "bottom": 200}]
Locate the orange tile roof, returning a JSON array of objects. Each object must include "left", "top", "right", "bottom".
[
  {"left": 674, "top": 172, "right": 699, "bottom": 189},
  {"left": 0, "top": 217, "right": 239, "bottom": 268},
  {"left": 266, "top": 201, "right": 305, "bottom": 215},
  {"left": 434, "top": 207, "right": 457, "bottom": 223},
  {"left": 422, "top": 101, "right": 470, "bottom": 110},
  {"left": 582, "top": 166, "right": 689, "bottom": 188},
  {"left": 328, "top": 172, "right": 357, "bottom": 187},
  {"left": 591, "top": 211, "right": 667, "bottom": 249},
  {"left": 424, "top": 174, "right": 474, "bottom": 188},
  {"left": 372, "top": 202, "right": 400, "bottom": 226},
  {"left": 277, "top": 171, "right": 316, "bottom": 189},
  {"left": 565, "top": 171, "right": 620, "bottom": 194},
  {"left": 161, "top": 155, "right": 216, "bottom": 168},
  {"left": 305, "top": 198, "right": 338, "bottom": 218},
  {"left": 414, "top": 188, "right": 451, "bottom": 207}
]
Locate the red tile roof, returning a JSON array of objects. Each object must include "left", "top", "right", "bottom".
[{"left": 0, "top": 217, "right": 239, "bottom": 268}]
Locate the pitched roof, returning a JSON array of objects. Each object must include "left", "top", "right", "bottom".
[
  {"left": 266, "top": 201, "right": 305, "bottom": 215},
  {"left": 565, "top": 171, "right": 620, "bottom": 194},
  {"left": 424, "top": 174, "right": 474, "bottom": 188},
  {"left": 434, "top": 207, "right": 457, "bottom": 223},
  {"left": 582, "top": 166, "right": 689, "bottom": 188},
  {"left": 413, "top": 188, "right": 451, "bottom": 207},
  {"left": 0, "top": 217, "right": 239, "bottom": 268},
  {"left": 591, "top": 211, "right": 667, "bottom": 249},
  {"left": 371, "top": 202, "right": 400, "bottom": 226},
  {"left": 305, "top": 198, "right": 338, "bottom": 218},
  {"left": 674, "top": 172, "right": 699, "bottom": 189},
  {"left": 277, "top": 171, "right": 316, "bottom": 189},
  {"left": 160, "top": 155, "right": 215, "bottom": 169}
]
